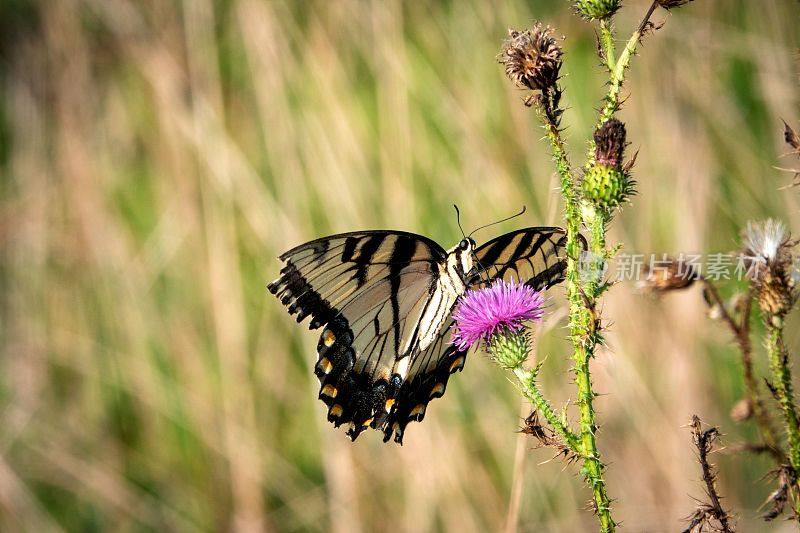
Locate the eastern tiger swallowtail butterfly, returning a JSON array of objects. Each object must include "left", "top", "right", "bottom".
[{"left": 268, "top": 227, "right": 570, "bottom": 444}]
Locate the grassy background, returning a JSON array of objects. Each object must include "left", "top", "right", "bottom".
[{"left": 1, "top": 0, "right": 799, "bottom": 531}]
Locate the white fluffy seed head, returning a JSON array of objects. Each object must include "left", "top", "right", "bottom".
[{"left": 743, "top": 219, "right": 788, "bottom": 262}]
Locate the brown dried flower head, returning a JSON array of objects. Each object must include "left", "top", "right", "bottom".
[
  {"left": 741, "top": 219, "right": 798, "bottom": 317},
  {"left": 499, "top": 25, "right": 563, "bottom": 93},
  {"left": 594, "top": 118, "right": 627, "bottom": 168},
  {"left": 657, "top": 0, "right": 694, "bottom": 9},
  {"left": 640, "top": 257, "right": 699, "bottom": 293}
]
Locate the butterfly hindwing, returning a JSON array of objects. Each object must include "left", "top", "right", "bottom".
[{"left": 382, "top": 318, "right": 467, "bottom": 444}]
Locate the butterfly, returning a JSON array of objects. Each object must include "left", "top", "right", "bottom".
[{"left": 268, "top": 224, "right": 570, "bottom": 444}]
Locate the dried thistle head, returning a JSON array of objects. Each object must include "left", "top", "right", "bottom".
[
  {"left": 499, "top": 25, "right": 563, "bottom": 93},
  {"left": 574, "top": 0, "right": 620, "bottom": 20},
  {"left": 594, "top": 118, "right": 627, "bottom": 168},
  {"left": 762, "top": 465, "right": 797, "bottom": 521},
  {"left": 640, "top": 257, "right": 699, "bottom": 293},
  {"left": 741, "top": 219, "right": 798, "bottom": 317},
  {"left": 521, "top": 411, "right": 580, "bottom": 464},
  {"left": 657, "top": 0, "right": 694, "bottom": 9}
]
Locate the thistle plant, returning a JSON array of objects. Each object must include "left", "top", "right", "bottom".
[
  {"left": 644, "top": 124, "right": 800, "bottom": 522},
  {"left": 682, "top": 416, "right": 733, "bottom": 533},
  {"left": 743, "top": 221, "right": 800, "bottom": 474},
  {"left": 451, "top": 280, "right": 582, "bottom": 462},
  {"left": 490, "top": 2, "right": 697, "bottom": 530}
]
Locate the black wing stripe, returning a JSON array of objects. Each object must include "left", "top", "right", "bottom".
[
  {"left": 472, "top": 227, "right": 576, "bottom": 291},
  {"left": 353, "top": 235, "right": 388, "bottom": 287},
  {"left": 341, "top": 236, "right": 359, "bottom": 262},
  {"left": 381, "top": 323, "right": 467, "bottom": 444},
  {"left": 290, "top": 237, "right": 335, "bottom": 270},
  {"left": 476, "top": 233, "right": 515, "bottom": 265},
  {"left": 526, "top": 261, "right": 568, "bottom": 289},
  {"left": 494, "top": 233, "right": 550, "bottom": 279},
  {"left": 388, "top": 236, "right": 419, "bottom": 356},
  {"left": 279, "top": 230, "right": 447, "bottom": 262},
  {"left": 289, "top": 263, "right": 429, "bottom": 326},
  {"left": 507, "top": 230, "right": 536, "bottom": 265}
]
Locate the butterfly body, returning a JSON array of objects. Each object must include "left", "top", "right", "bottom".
[{"left": 269, "top": 228, "right": 570, "bottom": 443}]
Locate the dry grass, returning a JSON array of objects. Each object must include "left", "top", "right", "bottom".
[{"left": 1, "top": 0, "right": 799, "bottom": 530}]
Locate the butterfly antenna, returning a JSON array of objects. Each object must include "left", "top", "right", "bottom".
[
  {"left": 453, "top": 204, "right": 467, "bottom": 240},
  {"left": 468, "top": 205, "right": 527, "bottom": 239}
]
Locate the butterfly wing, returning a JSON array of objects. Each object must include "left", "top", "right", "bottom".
[
  {"left": 471, "top": 227, "right": 573, "bottom": 290},
  {"left": 380, "top": 228, "right": 574, "bottom": 443},
  {"left": 268, "top": 231, "right": 450, "bottom": 440},
  {"left": 381, "top": 317, "right": 467, "bottom": 444}
]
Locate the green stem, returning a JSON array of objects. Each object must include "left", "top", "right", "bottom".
[
  {"left": 597, "top": 1, "right": 658, "bottom": 128},
  {"left": 766, "top": 316, "right": 800, "bottom": 472},
  {"left": 534, "top": 106, "right": 581, "bottom": 266},
  {"left": 513, "top": 366, "right": 581, "bottom": 453},
  {"left": 535, "top": 103, "right": 616, "bottom": 532},
  {"left": 599, "top": 18, "right": 616, "bottom": 72},
  {"left": 577, "top": 209, "right": 615, "bottom": 532},
  {"left": 588, "top": 208, "right": 608, "bottom": 292}
]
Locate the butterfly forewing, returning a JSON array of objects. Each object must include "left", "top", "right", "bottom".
[{"left": 472, "top": 227, "right": 570, "bottom": 290}]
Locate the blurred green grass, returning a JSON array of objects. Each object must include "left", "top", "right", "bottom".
[{"left": 1, "top": 0, "right": 799, "bottom": 531}]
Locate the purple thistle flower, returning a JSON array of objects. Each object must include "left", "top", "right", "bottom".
[{"left": 451, "top": 279, "right": 546, "bottom": 351}]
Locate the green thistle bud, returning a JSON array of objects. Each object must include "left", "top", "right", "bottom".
[
  {"left": 582, "top": 164, "right": 631, "bottom": 208},
  {"left": 582, "top": 119, "right": 634, "bottom": 210},
  {"left": 487, "top": 328, "right": 530, "bottom": 370},
  {"left": 574, "top": 0, "right": 620, "bottom": 20}
]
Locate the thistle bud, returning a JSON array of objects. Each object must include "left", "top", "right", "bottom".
[
  {"left": 582, "top": 166, "right": 631, "bottom": 208},
  {"left": 575, "top": 0, "right": 620, "bottom": 20},
  {"left": 657, "top": 0, "right": 694, "bottom": 9},
  {"left": 488, "top": 328, "right": 531, "bottom": 370},
  {"left": 499, "top": 25, "right": 563, "bottom": 93},
  {"left": 582, "top": 120, "right": 633, "bottom": 210}
]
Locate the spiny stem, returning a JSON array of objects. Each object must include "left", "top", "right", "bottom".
[
  {"left": 599, "top": 18, "right": 616, "bottom": 72},
  {"left": 765, "top": 316, "right": 800, "bottom": 473},
  {"left": 513, "top": 366, "right": 581, "bottom": 453},
  {"left": 577, "top": 209, "right": 615, "bottom": 533},
  {"left": 534, "top": 104, "right": 581, "bottom": 267},
  {"left": 536, "top": 101, "right": 616, "bottom": 533},
  {"left": 597, "top": 1, "right": 658, "bottom": 128}
]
